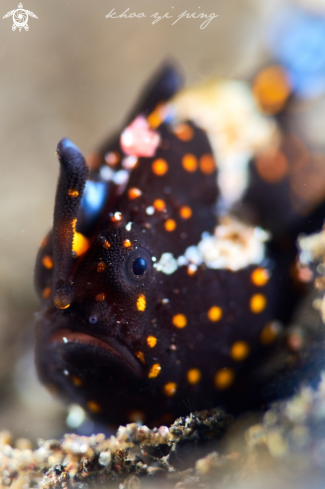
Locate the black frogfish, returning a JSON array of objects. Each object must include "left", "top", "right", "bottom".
[{"left": 34, "top": 64, "right": 323, "bottom": 427}]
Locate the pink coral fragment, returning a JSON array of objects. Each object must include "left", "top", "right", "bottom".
[{"left": 120, "top": 115, "right": 160, "bottom": 157}]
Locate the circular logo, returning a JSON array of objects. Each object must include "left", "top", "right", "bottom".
[{"left": 13, "top": 9, "right": 28, "bottom": 28}]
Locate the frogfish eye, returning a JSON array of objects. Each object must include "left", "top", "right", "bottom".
[
  {"left": 125, "top": 248, "right": 152, "bottom": 284},
  {"left": 133, "top": 257, "right": 147, "bottom": 275}
]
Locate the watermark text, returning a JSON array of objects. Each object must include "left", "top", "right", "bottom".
[{"left": 105, "top": 8, "right": 218, "bottom": 30}]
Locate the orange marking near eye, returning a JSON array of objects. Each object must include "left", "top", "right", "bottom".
[
  {"left": 253, "top": 65, "right": 291, "bottom": 115},
  {"left": 164, "top": 219, "right": 177, "bottom": 232},
  {"left": 199, "top": 154, "right": 216, "bottom": 174},
  {"left": 128, "top": 187, "right": 142, "bottom": 200},
  {"left": 95, "top": 293, "right": 106, "bottom": 302},
  {"left": 172, "top": 314, "right": 187, "bottom": 328},
  {"left": 152, "top": 158, "right": 168, "bottom": 176},
  {"left": 147, "top": 113, "right": 162, "bottom": 129},
  {"left": 255, "top": 149, "right": 288, "bottom": 184},
  {"left": 97, "top": 261, "right": 106, "bottom": 273},
  {"left": 137, "top": 294, "right": 146, "bottom": 311},
  {"left": 135, "top": 351, "right": 146, "bottom": 365},
  {"left": 67, "top": 189, "right": 79, "bottom": 198},
  {"left": 72, "top": 231, "right": 90, "bottom": 257},
  {"left": 148, "top": 363, "right": 161, "bottom": 378},
  {"left": 230, "top": 341, "right": 250, "bottom": 361},
  {"left": 42, "top": 255, "right": 54, "bottom": 269},
  {"left": 147, "top": 336, "right": 157, "bottom": 348},
  {"left": 208, "top": 306, "right": 223, "bottom": 322},
  {"left": 250, "top": 294, "right": 267, "bottom": 314},
  {"left": 53, "top": 298, "right": 71, "bottom": 310},
  {"left": 103, "top": 240, "right": 111, "bottom": 249},
  {"left": 87, "top": 400, "right": 101, "bottom": 413},
  {"left": 180, "top": 205, "right": 192, "bottom": 219},
  {"left": 173, "top": 123, "right": 194, "bottom": 141},
  {"left": 214, "top": 368, "right": 235, "bottom": 389},
  {"left": 251, "top": 268, "right": 270, "bottom": 287},
  {"left": 182, "top": 154, "right": 198, "bottom": 172},
  {"left": 187, "top": 368, "right": 201, "bottom": 385},
  {"left": 71, "top": 375, "right": 83, "bottom": 386},
  {"left": 163, "top": 382, "right": 177, "bottom": 396},
  {"left": 147, "top": 104, "right": 164, "bottom": 129},
  {"left": 42, "top": 287, "right": 51, "bottom": 299},
  {"left": 123, "top": 239, "right": 132, "bottom": 248},
  {"left": 153, "top": 199, "right": 166, "bottom": 211},
  {"left": 260, "top": 321, "right": 279, "bottom": 345}
]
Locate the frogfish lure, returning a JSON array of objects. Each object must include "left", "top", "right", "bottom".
[{"left": 35, "top": 63, "right": 318, "bottom": 427}]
